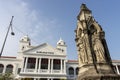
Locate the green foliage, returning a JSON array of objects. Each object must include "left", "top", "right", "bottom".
[
  {"left": 60, "top": 79, "right": 67, "bottom": 80},
  {"left": 0, "top": 73, "right": 14, "bottom": 80}
]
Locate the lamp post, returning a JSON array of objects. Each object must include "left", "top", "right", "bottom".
[{"left": 0, "top": 16, "right": 15, "bottom": 57}]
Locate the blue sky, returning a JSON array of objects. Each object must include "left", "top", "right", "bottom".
[{"left": 0, "top": 0, "right": 120, "bottom": 60}]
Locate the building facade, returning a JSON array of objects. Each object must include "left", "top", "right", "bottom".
[{"left": 0, "top": 36, "right": 120, "bottom": 80}]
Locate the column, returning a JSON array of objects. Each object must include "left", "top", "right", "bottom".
[
  {"left": 24, "top": 57, "right": 28, "bottom": 72},
  {"left": 3, "top": 64, "right": 6, "bottom": 73},
  {"left": 64, "top": 60, "right": 66, "bottom": 73},
  {"left": 48, "top": 58, "right": 50, "bottom": 73},
  {"left": 51, "top": 78, "right": 53, "bottom": 80},
  {"left": 14, "top": 63, "right": 19, "bottom": 75},
  {"left": 61, "top": 59, "right": 63, "bottom": 73},
  {"left": 74, "top": 68, "right": 76, "bottom": 79},
  {"left": 21, "top": 57, "right": 25, "bottom": 72},
  {"left": 116, "top": 65, "right": 120, "bottom": 74},
  {"left": 51, "top": 59, "right": 53, "bottom": 73},
  {"left": 38, "top": 58, "right": 41, "bottom": 73},
  {"left": 35, "top": 58, "right": 38, "bottom": 72},
  {"left": 47, "top": 78, "right": 50, "bottom": 80}
]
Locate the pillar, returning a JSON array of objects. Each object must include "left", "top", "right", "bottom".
[
  {"left": 48, "top": 58, "right": 50, "bottom": 73},
  {"left": 24, "top": 57, "right": 28, "bottom": 72},
  {"left": 64, "top": 59, "right": 66, "bottom": 73},
  {"left": 3, "top": 64, "right": 6, "bottom": 73},
  {"left": 34, "top": 78, "right": 36, "bottom": 80},
  {"left": 51, "top": 78, "right": 53, "bottom": 80},
  {"left": 51, "top": 59, "right": 53, "bottom": 73},
  {"left": 47, "top": 78, "right": 50, "bottom": 80},
  {"left": 61, "top": 59, "right": 63, "bottom": 73},
  {"left": 74, "top": 67, "right": 76, "bottom": 77},
  {"left": 14, "top": 63, "right": 19, "bottom": 75},
  {"left": 35, "top": 58, "right": 38, "bottom": 72},
  {"left": 116, "top": 65, "right": 120, "bottom": 74},
  {"left": 38, "top": 58, "right": 41, "bottom": 73},
  {"left": 21, "top": 57, "right": 25, "bottom": 72}
]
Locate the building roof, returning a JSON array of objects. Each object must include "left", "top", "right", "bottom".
[
  {"left": 67, "top": 60, "right": 78, "bottom": 63},
  {"left": 0, "top": 56, "right": 16, "bottom": 59},
  {"left": 0, "top": 56, "right": 120, "bottom": 63},
  {"left": 112, "top": 60, "right": 120, "bottom": 63}
]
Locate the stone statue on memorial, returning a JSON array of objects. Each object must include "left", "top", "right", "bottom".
[
  {"left": 93, "top": 37, "right": 106, "bottom": 62},
  {"left": 79, "top": 37, "right": 88, "bottom": 64},
  {"left": 75, "top": 4, "right": 120, "bottom": 80},
  {"left": 90, "top": 26, "right": 106, "bottom": 62}
]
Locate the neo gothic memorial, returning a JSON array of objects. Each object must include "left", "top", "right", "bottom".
[{"left": 75, "top": 4, "right": 120, "bottom": 80}]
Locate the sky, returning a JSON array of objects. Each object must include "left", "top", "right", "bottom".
[{"left": 0, "top": 0, "right": 120, "bottom": 60}]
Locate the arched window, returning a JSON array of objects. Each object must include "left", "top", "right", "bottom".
[
  {"left": 76, "top": 67, "right": 79, "bottom": 75},
  {"left": 0, "top": 64, "right": 4, "bottom": 73},
  {"left": 69, "top": 67, "right": 74, "bottom": 75},
  {"left": 5, "top": 64, "right": 13, "bottom": 73}
]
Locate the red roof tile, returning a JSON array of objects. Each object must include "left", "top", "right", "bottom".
[
  {"left": 68, "top": 60, "right": 78, "bottom": 62},
  {"left": 0, "top": 56, "right": 16, "bottom": 59}
]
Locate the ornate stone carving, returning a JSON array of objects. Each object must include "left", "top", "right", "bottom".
[
  {"left": 75, "top": 4, "right": 120, "bottom": 80},
  {"left": 93, "top": 37, "right": 106, "bottom": 62},
  {"left": 76, "top": 28, "right": 93, "bottom": 65},
  {"left": 78, "top": 37, "right": 88, "bottom": 64},
  {"left": 90, "top": 27, "right": 106, "bottom": 63}
]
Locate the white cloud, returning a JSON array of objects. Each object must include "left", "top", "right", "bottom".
[{"left": 0, "top": 0, "right": 59, "bottom": 56}]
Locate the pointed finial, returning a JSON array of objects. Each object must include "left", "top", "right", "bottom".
[
  {"left": 60, "top": 37, "right": 63, "bottom": 41},
  {"left": 80, "top": 3, "right": 91, "bottom": 12},
  {"left": 57, "top": 37, "right": 66, "bottom": 45}
]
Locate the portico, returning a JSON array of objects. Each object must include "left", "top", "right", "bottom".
[{"left": 22, "top": 57, "right": 66, "bottom": 74}]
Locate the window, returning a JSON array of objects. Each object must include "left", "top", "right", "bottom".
[
  {"left": 5, "top": 64, "right": 13, "bottom": 73},
  {"left": 27, "top": 58, "right": 36, "bottom": 69},
  {"left": 0, "top": 64, "right": 4, "bottom": 73},
  {"left": 41, "top": 58, "right": 48, "bottom": 69},
  {"left": 53, "top": 59, "right": 60, "bottom": 70},
  {"left": 69, "top": 67, "right": 74, "bottom": 75}
]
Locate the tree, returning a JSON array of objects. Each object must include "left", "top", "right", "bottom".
[{"left": 0, "top": 72, "right": 14, "bottom": 80}]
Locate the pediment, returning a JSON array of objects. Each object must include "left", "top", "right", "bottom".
[{"left": 23, "top": 43, "right": 65, "bottom": 56}]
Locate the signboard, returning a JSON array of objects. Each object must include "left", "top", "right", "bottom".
[{"left": 36, "top": 51, "right": 54, "bottom": 55}]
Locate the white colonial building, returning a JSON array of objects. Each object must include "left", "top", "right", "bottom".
[{"left": 0, "top": 36, "right": 120, "bottom": 80}]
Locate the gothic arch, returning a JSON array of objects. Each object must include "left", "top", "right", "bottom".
[
  {"left": 76, "top": 20, "right": 84, "bottom": 37},
  {"left": 89, "top": 22, "right": 102, "bottom": 33},
  {"left": 77, "top": 20, "right": 84, "bottom": 30}
]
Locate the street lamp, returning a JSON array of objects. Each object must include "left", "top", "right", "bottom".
[{"left": 0, "top": 16, "right": 15, "bottom": 57}]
